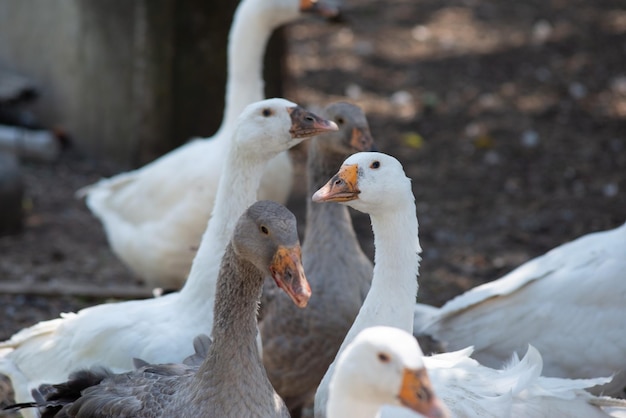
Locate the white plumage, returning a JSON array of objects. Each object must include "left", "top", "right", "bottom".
[
  {"left": 413, "top": 222, "right": 626, "bottom": 396},
  {"left": 328, "top": 326, "right": 449, "bottom": 418},
  {"left": 312, "top": 151, "right": 626, "bottom": 418}
]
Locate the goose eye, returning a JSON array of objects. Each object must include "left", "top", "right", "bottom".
[
  {"left": 377, "top": 352, "right": 390, "bottom": 363},
  {"left": 370, "top": 161, "right": 380, "bottom": 169},
  {"left": 336, "top": 117, "right": 345, "bottom": 125},
  {"left": 262, "top": 108, "right": 273, "bottom": 117},
  {"left": 260, "top": 225, "right": 269, "bottom": 235}
]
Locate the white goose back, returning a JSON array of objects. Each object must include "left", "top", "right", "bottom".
[{"left": 413, "top": 221, "right": 626, "bottom": 396}]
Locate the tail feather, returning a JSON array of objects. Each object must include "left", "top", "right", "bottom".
[
  {"left": 183, "top": 334, "right": 213, "bottom": 367},
  {"left": 1, "top": 367, "right": 114, "bottom": 417},
  {"left": 44, "top": 367, "right": 112, "bottom": 404}
]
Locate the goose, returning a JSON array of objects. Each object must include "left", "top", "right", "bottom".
[
  {"left": 328, "top": 326, "right": 449, "bottom": 418},
  {"left": 4, "top": 200, "right": 311, "bottom": 418},
  {"left": 0, "top": 98, "right": 337, "bottom": 417},
  {"left": 312, "top": 151, "right": 626, "bottom": 418},
  {"left": 260, "top": 102, "right": 376, "bottom": 415},
  {"left": 413, "top": 221, "right": 626, "bottom": 396},
  {"left": 79, "top": 0, "right": 339, "bottom": 290}
]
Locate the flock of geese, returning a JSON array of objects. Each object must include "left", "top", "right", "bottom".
[{"left": 1, "top": 0, "right": 625, "bottom": 417}]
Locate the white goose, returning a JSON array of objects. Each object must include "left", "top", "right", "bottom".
[
  {"left": 413, "top": 222, "right": 626, "bottom": 396},
  {"left": 0, "top": 98, "right": 337, "bottom": 416},
  {"left": 312, "top": 152, "right": 626, "bottom": 418},
  {"left": 79, "top": 0, "right": 338, "bottom": 289},
  {"left": 328, "top": 326, "right": 449, "bottom": 418}
]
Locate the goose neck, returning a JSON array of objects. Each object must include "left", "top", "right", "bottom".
[
  {"left": 220, "top": 1, "right": 274, "bottom": 134},
  {"left": 304, "top": 145, "right": 361, "bottom": 247},
  {"left": 328, "top": 394, "right": 382, "bottom": 418},
  {"left": 351, "top": 201, "right": 421, "bottom": 334},
  {"left": 315, "top": 200, "right": 421, "bottom": 418},
  {"left": 183, "top": 243, "right": 267, "bottom": 403},
  {"left": 178, "top": 150, "right": 266, "bottom": 309}
]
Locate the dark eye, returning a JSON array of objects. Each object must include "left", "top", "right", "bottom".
[
  {"left": 262, "top": 108, "right": 272, "bottom": 117},
  {"left": 260, "top": 225, "right": 269, "bottom": 235},
  {"left": 370, "top": 161, "right": 380, "bottom": 169},
  {"left": 336, "top": 117, "right": 345, "bottom": 125},
  {"left": 377, "top": 352, "right": 390, "bottom": 363}
]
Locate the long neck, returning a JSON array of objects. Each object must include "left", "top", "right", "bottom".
[
  {"left": 179, "top": 243, "right": 272, "bottom": 406},
  {"left": 327, "top": 392, "right": 381, "bottom": 418},
  {"left": 178, "top": 145, "right": 266, "bottom": 310},
  {"left": 349, "top": 203, "right": 421, "bottom": 336},
  {"left": 217, "top": 0, "right": 273, "bottom": 138},
  {"left": 303, "top": 142, "right": 363, "bottom": 254},
  {"left": 315, "top": 199, "right": 421, "bottom": 418}
]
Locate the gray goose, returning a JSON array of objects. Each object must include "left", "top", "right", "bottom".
[
  {"left": 11, "top": 201, "right": 310, "bottom": 418},
  {"left": 260, "top": 102, "right": 376, "bottom": 416}
]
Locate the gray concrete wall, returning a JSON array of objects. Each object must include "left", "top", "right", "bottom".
[
  {"left": 0, "top": 0, "right": 173, "bottom": 165},
  {"left": 0, "top": 0, "right": 285, "bottom": 166}
]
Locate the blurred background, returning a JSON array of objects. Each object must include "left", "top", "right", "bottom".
[{"left": 0, "top": 0, "right": 624, "bottom": 347}]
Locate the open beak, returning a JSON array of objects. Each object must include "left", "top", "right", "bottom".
[
  {"left": 349, "top": 127, "right": 377, "bottom": 152},
  {"left": 312, "top": 164, "right": 360, "bottom": 203},
  {"left": 299, "top": 0, "right": 341, "bottom": 19},
  {"left": 269, "top": 245, "right": 311, "bottom": 308},
  {"left": 398, "top": 368, "right": 450, "bottom": 418},
  {"left": 288, "top": 107, "right": 338, "bottom": 139}
]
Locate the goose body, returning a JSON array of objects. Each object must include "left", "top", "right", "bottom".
[
  {"left": 80, "top": 0, "right": 337, "bottom": 289},
  {"left": 260, "top": 102, "right": 375, "bottom": 413},
  {"left": 312, "top": 152, "right": 626, "bottom": 418},
  {"left": 7, "top": 201, "right": 311, "bottom": 418},
  {"left": 413, "top": 222, "right": 626, "bottom": 396},
  {"left": 0, "top": 99, "right": 337, "bottom": 416}
]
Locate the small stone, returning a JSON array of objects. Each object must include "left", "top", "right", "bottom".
[
  {"left": 521, "top": 130, "right": 540, "bottom": 148},
  {"left": 484, "top": 150, "right": 501, "bottom": 165},
  {"left": 345, "top": 83, "right": 362, "bottom": 100},
  {"left": 412, "top": 25, "right": 431, "bottom": 42},
  {"left": 568, "top": 82, "right": 587, "bottom": 99},
  {"left": 532, "top": 20, "right": 553, "bottom": 44},
  {"left": 603, "top": 183, "right": 619, "bottom": 197}
]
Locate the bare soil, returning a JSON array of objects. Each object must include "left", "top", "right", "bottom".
[{"left": 1, "top": 0, "right": 625, "bottom": 409}]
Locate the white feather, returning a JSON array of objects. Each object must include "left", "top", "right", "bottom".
[{"left": 414, "top": 222, "right": 626, "bottom": 396}]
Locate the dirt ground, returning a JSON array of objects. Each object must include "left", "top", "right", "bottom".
[{"left": 1, "top": 0, "right": 625, "bottom": 409}]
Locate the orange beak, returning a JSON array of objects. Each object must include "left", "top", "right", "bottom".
[
  {"left": 299, "top": 0, "right": 341, "bottom": 18},
  {"left": 398, "top": 368, "right": 450, "bottom": 418},
  {"left": 269, "top": 245, "right": 311, "bottom": 308},
  {"left": 311, "top": 164, "right": 360, "bottom": 203}
]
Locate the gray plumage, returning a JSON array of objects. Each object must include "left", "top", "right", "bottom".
[
  {"left": 259, "top": 102, "right": 375, "bottom": 413},
  {"left": 21, "top": 201, "right": 302, "bottom": 418}
]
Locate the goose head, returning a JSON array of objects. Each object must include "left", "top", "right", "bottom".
[
  {"left": 234, "top": 200, "right": 311, "bottom": 308},
  {"left": 312, "top": 152, "right": 412, "bottom": 215},
  {"left": 233, "top": 98, "right": 338, "bottom": 161},
  {"left": 316, "top": 102, "right": 377, "bottom": 155},
  {"left": 329, "top": 326, "right": 449, "bottom": 418}
]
